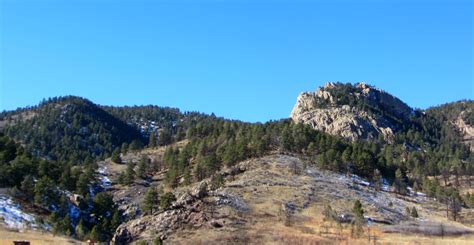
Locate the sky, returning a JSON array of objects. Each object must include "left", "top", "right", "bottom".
[{"left": 0, "top": 0, "right": 472, "bottom": 122}]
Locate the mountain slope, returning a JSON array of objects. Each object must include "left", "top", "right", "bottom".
[
  {"left": 426, "top": 100, "right": 474, "bottom": 151},
  {"left": 0, "top": 85, "right": 472, "bottom": 243},
  {"left": 111, "top": 154, "right": 473, "bottom": 244},
  {"left": 0, "top": 96, "right": 145, "bottom": 163}
]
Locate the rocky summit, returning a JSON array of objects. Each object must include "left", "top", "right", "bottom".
[{"left": 291, "top": 82, "right": 413, "bottom": 142}]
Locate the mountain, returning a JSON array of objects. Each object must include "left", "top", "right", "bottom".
[
  {"left": 425, "top": 101, "right": 474, "bottom": 151},
  {"left": 291, "top": 82, "right": 414, "bottom": 142},
  {"left": 0, "top": 96, "right": 146, "bottom": 163},
  {"left": 0, "top": 96, "right": 217, "bottom": 165},
  {"left": 0, "top": 85, "right": 473, "bottom": 244}
]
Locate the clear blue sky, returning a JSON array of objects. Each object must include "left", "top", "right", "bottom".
[{"left": 1, "top": 0, "right": 472, "bottom": 122}]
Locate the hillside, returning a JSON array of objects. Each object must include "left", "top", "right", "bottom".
[
  {"left": 0, "top": 83, "right": 472, "bottom": 244},
  {"left": 0, "top": 96, "right": 146, "bottom": 163},
  {"left": 425, "top": 101, "right": 474, "bottom": 151},
  {"left": 110, "top": 154, "right": 473, "bottom": 244}
]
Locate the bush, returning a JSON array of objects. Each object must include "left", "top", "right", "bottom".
[{"left": 160, "top": 192, "right": 176, "bottom": 210}]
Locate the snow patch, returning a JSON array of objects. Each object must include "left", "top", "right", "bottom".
[
  {"left": 98, "top": 166, "right": 112, "bottom": 190},
  {"left": 351, "top": 175, "right": 371, "bottom": 186},
  {"left": 0, "top": 195, "right": 35, "bottom": 230}
]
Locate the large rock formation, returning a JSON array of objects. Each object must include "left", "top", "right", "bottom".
[
  {"left": 291, "top": 82, "right": 413, "bottom": 142},
  {"left": 454, "top": 110, "right": 474, "bottom": 151}
]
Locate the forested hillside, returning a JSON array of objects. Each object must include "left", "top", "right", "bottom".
[
  {"left": 0, "top": 85, "right": 472, "bottom": 242},
  {"left": 0, "top": 96, "right": 146, "bottom": 164},
  {"left": 0, "top": 132, "right": 120, "bottom": 241}
]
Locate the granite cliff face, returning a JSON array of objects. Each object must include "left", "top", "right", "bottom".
[
  {"left": 291, "top": 82, "right": 413, "bottom": 142},
  {"left": 454, "top": 108, "right": 474, "bottom": 151}
]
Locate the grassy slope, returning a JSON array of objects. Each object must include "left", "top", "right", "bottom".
[
  {"left": 164, "top": 154, "right": 474, "bottom": 244},
  {"left": 0, "top": 227, "right": 83, "bottom": 245}
]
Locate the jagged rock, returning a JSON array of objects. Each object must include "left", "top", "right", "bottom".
[
  {"left": 454, "top": 110, "right": 474, "bottom": 151},
  {"left": 213, "top": 190, "right": 249, "bottom": 212},
  {"left": 291, "top": 82, "right": 413, "bottom": 142},
  {"left": 191, "top": 181, "right": 208, "bottom": 198},
  {"left": 112, "top": 201, "right": 208, "bottom": 244},
  {"left": 281, "top": 202, "right": 297, "bottom": 215},
  {"left": 209, "top": 219, "right": 224, "bottom": 228},
  {"left": 174, "top": 191, "right": 194, "bottom": 208}
]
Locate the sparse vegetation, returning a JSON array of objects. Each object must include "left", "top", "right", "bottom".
[
  {"left": 351, "top": 200, "right": 365, "bottom": 237},
  {"left": 160, "top": 192, "right": 176, "bottom": 210}
]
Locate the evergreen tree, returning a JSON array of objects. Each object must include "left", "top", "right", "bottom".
[
  {"left": 411, "top": 207, "right": 419, "bottom": 218},
  {"left": 136, "top": 156, "right": 149, "bottom": 179},
  {"left": 143, "top": 187, "right": 159, "bottom": 214},
  {"left": 394, "top": 168, "right": 407, "bottom": 195},
  {"left": 20, "top": 175, "right": 35, "bottom": 199},
  {"left": 149, "top": 134, "right": 157, "bottom": 148},
  {"left": 111, "top": 209, "right": 121, "bottom": 230},
  {"left": 75, "top": 218, "right": 88, "bottom": 240},
  {"left": 111, "top": 148, "right": 122, "bottom": 164},
  {"left": 88, "top": 225, "right": 101, "bottom": 241},
  {"left": 121, "top": 142, "right": 129, "bottom": 154},
  {"left": 34, "top": 176, "right": 57, "bottom": 207},
  {"left": 124, "top": 162, "right": 135, "bottom": 185},
  {"left": 76, "top": 173, "right": 90, "bottom": 196},
  {"left": 351, "top": 200, "right": 365, "bottom": 237},
  {"left": 373, "top": 169, "right": 382, "bottom": 191},
  {"left": 160, "top": 192, "right": 176, "bottom": 210}
]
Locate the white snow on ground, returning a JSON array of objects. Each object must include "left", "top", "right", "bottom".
[
  {"left": 0, "top": 195, "right": 35, "bottom": 230},
  {"left": 381, "top": 178, "right": 390, "bottom": 191},
  {"left": 351, "top": 175, "right": 371, "bottom": 186},
  {"left": 416, "top": 192, "right": 427, "bottom": 197},
  {"left": 98, "top": 166, "right": 112, "bottom": 190},
  {"left": 407, "top": 187, "right": 427, "bottom": 198}
]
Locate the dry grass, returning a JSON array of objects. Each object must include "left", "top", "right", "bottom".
[
  {"left": 113, "top": 154, "right": 474, "bottom": 244},
  {"left": 0, "top": 227, "right": 83, "bottom": 245}
]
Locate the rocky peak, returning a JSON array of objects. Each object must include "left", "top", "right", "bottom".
[{"left": 291, "top": 82, "right": 413, "bottom": 142}]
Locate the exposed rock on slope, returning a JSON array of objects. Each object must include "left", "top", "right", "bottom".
[
  {"left": 112, "top": 154, "right": 469, "bottom": 244},
  {"left": 454, "top": 110, "right": 474, "bottom": 151},
  {"left": 291, "top": 82, "right": 413, "bottom": 142}
]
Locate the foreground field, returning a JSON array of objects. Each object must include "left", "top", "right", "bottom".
[{"left": 0, "top": 227, "right": 83, "bottom": 245}]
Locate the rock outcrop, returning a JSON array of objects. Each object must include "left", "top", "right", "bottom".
[
  {"left": 291, "top": 82, "right": 413, "bottom": 142},
  {"left": 454, "top": 110, "right": 474, "bottom": 151}
]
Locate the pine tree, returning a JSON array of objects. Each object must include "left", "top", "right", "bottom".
[
  {"left": 121, "top": 142, "right": 129, "bottom": 154},
  {"left": 76, "top": 173, "right": 90, "bottom": 196},
  {"left": 322, "top": 204, "right": 337, "bottom": 223},
  {"left": 394, "top": 168, "right": 407, "bottom": 195},
  {"left": 88, "top": 225, "right": 101, "bottom": 241},
  {"left": 75, "top": 218, "right": 88, "bottom": 240},
  {"left": 60, "top": 214, "right": 73, "bottom": 236},
  {"left": 111, "top": 148, "right": 122, "bottom": 164},
  {"left": 149, "top": 134, "right": 157, "bottom": 148},
  {"left": 352, "top": 200, "right": 365, "bottom": 237},
  {"left": 143, "top": 187, "right": 159, "bottom": 214},
  {"left": 20, "top": 175, "right": 35, "bottom": 199},
  {"left": 160, "top": 192, "right": 176, "bottom": 210},
  {"left": 411, "top": 207, "right": 419, "bottom": 218},
  {"left": 111, "top": 210, "right": 121, "bottom": 230},
  {"left": 136, "top": 156, "right": 148, "bottom": 179},
  {"left": 34, "top": 176, "right": 56, "bottom": 207},
  {"left": 124, "top": 162, "right": 135, "bottom": 185},
  {"left": 373, "top": 169, "right": 382, "bottom": 191}
]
